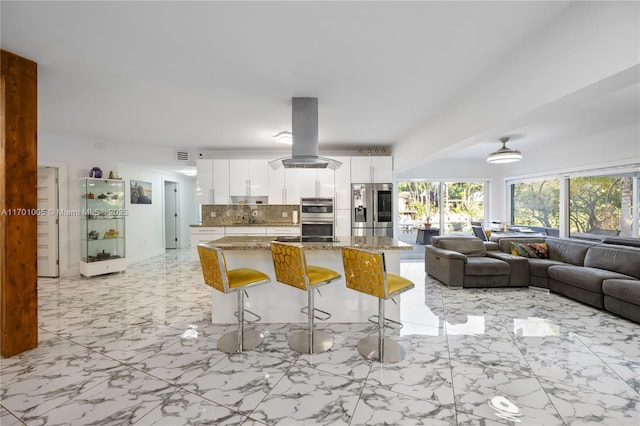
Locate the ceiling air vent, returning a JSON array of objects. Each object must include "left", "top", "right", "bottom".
[{"left": 176, "top": 150, "right": 189, "bottom": 161}]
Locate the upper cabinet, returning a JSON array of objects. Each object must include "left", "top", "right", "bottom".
[
  {"left": 195, "top": 159, "right": 213, "bottom": 206},
  {"left": 196, "top": 159, "right": 230, "bottom": 204},
  {"left": 270, "top": 166, "right": 335, "bottom": 204},
  {"left": 333, "top": 156, "right": 351, "bottom": 210},
  {"left": 229, "top": 159, "right": 269, "bottom": 197},
  {"left": 350, "top": 156, "right": 392, "bottom": 183},
  {"left": 269, "top": 167, "right": 303, "bottom": 204},
  {"left": 212, "top": 159, "right": 230, "bottom": 203},
  {"left": 297, "top": 168, "right": 334, "bottom": 199}
]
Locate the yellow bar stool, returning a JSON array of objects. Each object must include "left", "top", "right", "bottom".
[
  {"left": 197, "top": 243, "right": 271, "bottom": 354},
  {"left": 341, "top": 246, "right": 415, "bottom": 363},
  {"left": 270, "top": 241, "right": 342, "bottom": 354}
]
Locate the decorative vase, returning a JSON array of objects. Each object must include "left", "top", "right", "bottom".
[{"left": 89, "top": 167, "right": 102, "bottom": 178}]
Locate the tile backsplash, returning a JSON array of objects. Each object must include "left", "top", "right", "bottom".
[{"left": 201, "top": 204, "right": 300, "bottom": 226}]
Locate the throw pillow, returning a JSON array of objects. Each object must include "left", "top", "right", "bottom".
[{"left": 510, "top": 242, "right": 548, "bottom": 259}]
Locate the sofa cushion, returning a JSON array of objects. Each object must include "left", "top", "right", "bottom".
[
  {"left": 584, "top": 245, "right": 640, "bottom": 279},
  {"left": 602, "top": 279, "right": 640, "bottom": 323},
  {"left": 432, "top": 237, "right": 486, "bottom": 257},
  {"left": 497, "top": 237, "right": 546, "bottom": 254},
  {"left": 510, "top": 241, "right": 548, "bottom": 259},
  {"left": 466, "top": 257, "right": 510, "bottom": 275},
  {"left": 602, "top": 279, "right": 640, "bottom": 305},
  {"left": 528, "top": 258, "right": 566, "bottom": 277},
  {"left": 546, "top": 237, "right": 597, "bottom": 265},
  {"left": 548, "top": 265, "right": 633, "bottom": 292}
]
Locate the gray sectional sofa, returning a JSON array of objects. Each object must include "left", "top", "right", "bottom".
[
  {"left": 424, "top": 236, "right": 510, "bottom": 288},
  {"left": 425, "top": 235, "right": 640, "bottom": 323}
]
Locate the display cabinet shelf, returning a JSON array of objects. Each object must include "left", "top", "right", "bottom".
[{"left": 80, "top": 178, "right": 126, "bottom": 276}]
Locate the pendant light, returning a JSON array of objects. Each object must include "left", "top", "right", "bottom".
[{"left": 486, "top": 136, "right": 522, "bottom": 164}]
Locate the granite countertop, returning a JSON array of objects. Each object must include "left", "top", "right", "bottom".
[{"left": 206, "top": 235, "right": 412, "bottom": 251}]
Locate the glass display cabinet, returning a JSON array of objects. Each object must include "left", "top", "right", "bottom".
[{"left": 80, "top": 178, "right": 126, "bottom": 276}]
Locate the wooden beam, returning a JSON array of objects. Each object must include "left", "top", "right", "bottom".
[{"left": 1, "top": 49, "right": 38, "bottom": 357}]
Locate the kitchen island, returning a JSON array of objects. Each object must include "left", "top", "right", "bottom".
[{"left": 200, "top": 235, "right": 412, "bottom": 324}]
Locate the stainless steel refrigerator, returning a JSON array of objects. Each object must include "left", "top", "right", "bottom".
[{"left": 351, "top": 183, "right": 393, "bottom": 237}]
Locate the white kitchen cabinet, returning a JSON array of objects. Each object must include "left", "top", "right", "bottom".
[
  {"left": 350, "top": 156, "right": 392, "bottom": 183},
  {"left": 283, "top": 169, "right": 304, "bottom": 203},
  {"left": 225, "top": 226, "right": 267, "bottom": 236},
  {"left": 268, "top": 167, "right": 285, "bottom": 204},
  {"left": 195, "top": 159, "right": 213, "bottom": 209},
  {"left": 266, "top": 226, "right": 300, "bottom": 236},
  {"left": 229, "top": 159, "right": 269, "bottom": 197},
  {"left": 190, "top": 226, "right": 225, "bottom": 261},
  {"left": 212, "top": 159, "right": 230, "bottom": 203},
  {"left": 292, "top": 166, "right": 335, "bottom": 200},
  {"left": 269, "top": 168, "right": 307, "bottom": 204},
  {"left": 333, "top": 156, "right": 351, "bottom": 210},
  {"left": 335, "top": 209, "right": 351, "bottom": 237},
  {"left": 196, "top": 159, "right": 229, "bottom": 205},
  {"left": 316, "top": 167, "right": 335, "bottom": 198}
]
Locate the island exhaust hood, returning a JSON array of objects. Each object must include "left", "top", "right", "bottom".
[{"left": 269, "top": 97, "right": 342, "bottom": 170}]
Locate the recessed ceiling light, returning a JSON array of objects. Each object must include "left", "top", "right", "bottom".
[{"left": 273, "top": 131, "right": 292, "bottom": 145}]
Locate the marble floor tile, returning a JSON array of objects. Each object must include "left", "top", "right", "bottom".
[
  {"left": 450, "top": 361, "right": 564, "bottom": 425},
  {"left": 366, "top": 349, "right": 455, "bottom": 405},
  {"left": 0, "top": 407, "right": 23, "bottom": 426},
  {"left": 249, "top": 364, "right": 364, "bottom": 425},
  {"left": 131, "top": 335, "right": 228, "bottom": 386},
  {"left": 27, "top": 367, "right": 178, "bottom": 426},
  {"left": 541, "top": 379, "right": 640, "bottom": 426},
  {"left": 183, "top": 352, "right": 293, "bottom": 415},
  {"left": 447, "top": 334, "right": 533, "bottom": 375},
  {"left": 517, "top": 333, "right": 638, "bottom": 398},
  {"left": 1, "top": 249, "right": 638, "bottom": 425},
  {"left": 351, "top": 384, "right": 456, "bottom": 425},
  {"left": 135, "top": 390, "right": 252, "bottom": 426}
]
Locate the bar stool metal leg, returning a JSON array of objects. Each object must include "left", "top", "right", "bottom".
[
  {"left": 288, "top": 290, "right": 334, "bottom": 354},
  {"left": 217, "top": 290, "right": 264, "bottom": 354},
  {"left": 356, "top": 299, "right": 406, "bottom": 363}
]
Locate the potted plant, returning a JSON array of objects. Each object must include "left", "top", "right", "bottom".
[{"left": 423, "top": 216, "right": 432, "bottom": 229}]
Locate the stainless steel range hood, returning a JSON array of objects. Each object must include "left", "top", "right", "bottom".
[{"left": 269, "top": 97, "right": 342, "bottom": 170}]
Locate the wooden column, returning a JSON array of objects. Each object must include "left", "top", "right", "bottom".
[{"left": 1, "top": 50, "right": 38, "bottom": 357}]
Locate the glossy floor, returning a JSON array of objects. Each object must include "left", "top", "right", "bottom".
[{"left": 1, "top": 250, "right": 639, "bottom": 425}]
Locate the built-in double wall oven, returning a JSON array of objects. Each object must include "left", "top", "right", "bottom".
[{"left": 300, "top": 197, "right": 336, "bottom": 242}]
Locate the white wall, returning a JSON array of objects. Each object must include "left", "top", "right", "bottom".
[
  {"left": 393, "top": 1, "right": 640, "bottom": 174},
  {"left": 38, "top": 132, "right": 197, "bottom": 277}
]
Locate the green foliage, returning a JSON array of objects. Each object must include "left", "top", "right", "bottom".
[
  {"left": 512, "top": 180, "right": 559, "bottom": 227},
  {"left": 512, "top": 175, "right": 634, "bottom": 237},
  {"left": 399, "top": 182, "right": 439, "bottom": 220},
  {"left": 569, "top": 176, "right": 622, "bottom": 233},
  {"left": 399, "top": 181, "right": 485, "bottom": 226}
]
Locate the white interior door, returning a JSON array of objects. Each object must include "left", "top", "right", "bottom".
[
  {"left": 37, "top": 167, "right": 59, "bottom": 277},
  {"left": 164, "top": 181, "right": 178, "bottom": 249}
]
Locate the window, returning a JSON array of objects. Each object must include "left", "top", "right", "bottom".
[
  {"left": 443, "top": 181, "right": 485, "bottom": 234},
  {"left": 397, "top": 181, "right": 485, "bottom": 233},
  {"left": 510, "top": 179, "right": 560, "bottom": 232},
  {"left": 509, "top": 168, "right": 638, "bottom": 240},
  {"left": 398, "top": 181, "right": 440, "bottom": 227},
  {"left": 569, "top": 175, "right": 635, "bottom": 238}
]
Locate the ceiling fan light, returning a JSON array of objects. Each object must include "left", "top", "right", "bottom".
[{"left": 486, "top": 137, "right": 523, "bottom": 164}]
